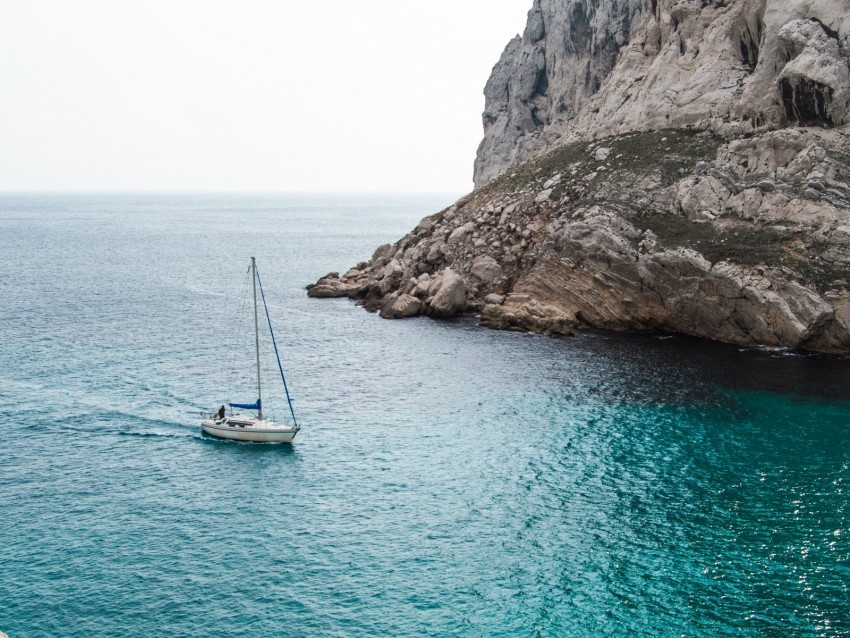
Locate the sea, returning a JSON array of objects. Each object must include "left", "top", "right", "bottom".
[{"left": 1, "top": 193, "right": 848, "bottom": 638}]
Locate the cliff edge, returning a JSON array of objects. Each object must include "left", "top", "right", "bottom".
[{"left": 309, "top": 0, "right": 850, "bottom": 353}]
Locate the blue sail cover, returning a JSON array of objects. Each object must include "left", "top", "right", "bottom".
[{"left": 229, "top": 399, "right": 261, "bottom": 411}]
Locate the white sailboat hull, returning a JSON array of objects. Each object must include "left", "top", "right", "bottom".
[{"left": 201, "top": 416, "right": 299, "bottom": 443}]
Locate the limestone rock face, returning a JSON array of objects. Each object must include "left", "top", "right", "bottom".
[
  {"left": 308, "top": 0, "right": 850, "bottom": 354},
  {"left": 474, "top": 0, "right": 850, "bottom": 186},
  {"left": 475, "top": 0, "right": 646, "bottom": 185}
]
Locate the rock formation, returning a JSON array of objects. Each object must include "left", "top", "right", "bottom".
[
  {"left": 474, "top": 0, "right": 850, "bottom": 185},
  {"left": 309, "top": 0, "right": 850, "bottom": 354}
]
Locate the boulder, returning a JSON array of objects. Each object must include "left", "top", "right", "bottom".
[
  {"left": 676, "top": 176, "right": 731, "bottom": 221},
  {"left": 470, "top": 255, "right": 502, "bottom": 285},
  {"left": 428, "top": 268, "right": 467, "bottom": 317},
  {"left": 535, "top": 189, "right": 553, "bottom": 203},
  {"left": 306, "top": 273, "right": 366, "bottom": 298},
  {"left": 448, "top": 223, "right": 473, "bottom": 244},
  {"left": 371, "top": 243, "right": 394, "bottom": 263},
  {"left": 380, "top": 293, "right": 423, "bottom": 319}
]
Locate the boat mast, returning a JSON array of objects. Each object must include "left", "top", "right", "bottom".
[{"left": 251, "top": 256, "right": 263, "bottom": 420}]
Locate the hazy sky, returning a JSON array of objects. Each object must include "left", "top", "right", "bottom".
[{"left": 0, "top": 0, "right": 531, "bottom": 193}]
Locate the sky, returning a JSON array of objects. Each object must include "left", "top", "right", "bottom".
[{"left": 0, "top": 0, "right": 531, "bottom": 193}]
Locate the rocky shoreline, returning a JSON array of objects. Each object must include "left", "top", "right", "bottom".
[{"left": 309, "top": 127, "right": 850, "bottom": 353}]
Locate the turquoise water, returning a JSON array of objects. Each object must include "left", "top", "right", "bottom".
[{"left": 1, "top": 193, "right": 848, "bottom": 637}]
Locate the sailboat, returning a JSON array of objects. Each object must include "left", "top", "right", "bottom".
[{"left": 201, "top": 257, "right": 301, "bottom": 443}]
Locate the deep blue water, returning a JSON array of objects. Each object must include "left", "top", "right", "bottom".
[{"left": 1, "top": 193, "right": 848, "bottom": 638}]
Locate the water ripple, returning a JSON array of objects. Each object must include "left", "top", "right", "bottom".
[{"left": 1, "top": 194, "right": 848, "bottom": 637}]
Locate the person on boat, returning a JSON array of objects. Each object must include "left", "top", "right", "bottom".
[{"left": 215, "top": 405, "right": 225, "bottom": 421}]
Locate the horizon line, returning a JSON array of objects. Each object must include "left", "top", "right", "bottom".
[{"left": 0, "top": 189, "right": 467, "bottom": 196}]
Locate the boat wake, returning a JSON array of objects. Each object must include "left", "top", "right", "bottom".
[
  {"left": 116, "top": 428, "right": 199, "bottom": 440},
  {"left": 43, "top": 409, "right": 201, "bottom": 440}
]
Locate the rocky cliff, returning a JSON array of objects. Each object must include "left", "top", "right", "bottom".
[
  {"left": 309, "top": 0, "right": 850, "bottom": 353},
  {"left": 474, "top": 0, "right": 850, "bottom": 185}
]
